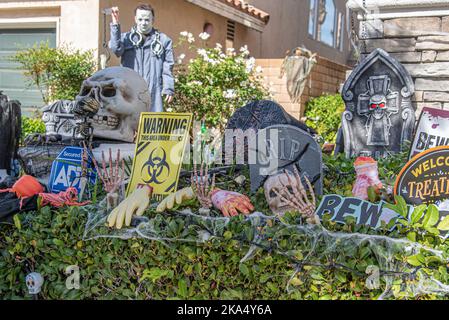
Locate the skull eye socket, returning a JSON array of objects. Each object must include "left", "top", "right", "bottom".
[
  {"left": 379, "top": 103, "right": 386, "bottom": 108},
  {"left": 370, "top": 104, "right": 377, "bottom": 109},
  {"left": 101, "top": 85, "right": 116, "bottom": 98},
  {"left": 81, "top": 86, "right": 92, "bottom": 96},
  {"left": 269, "top": 190, "right": 277, "bottom": 198}
]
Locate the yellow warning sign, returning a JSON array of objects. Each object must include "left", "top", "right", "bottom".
[{"left": 126, "top": 112, "right": 193, "bottom": 197}]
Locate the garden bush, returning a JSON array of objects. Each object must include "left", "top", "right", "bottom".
[
  {"left": 13, "top": 42, "right": 97, "bottom": 104},
  {"left": 21, "top": 116, "right": 46, "bottom": 142},
  {"left": 304, "top": 94, "right": 345, "bottom": 144},
  {"left": 172, "top": 32, "right": 269, "bottom": 130}
]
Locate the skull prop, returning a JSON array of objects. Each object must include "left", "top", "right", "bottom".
[
  {"left": 76, "top": 67, "right": 150, "bottom": 142},
  {"left": 264, "top": 169, "right": 317, "bottom": 224},
  {"left": 264, "top": 172, "right": 299, "bottom": 215},
  {"left": 25, "top": 272, "right": 44, "bottom": 295}
]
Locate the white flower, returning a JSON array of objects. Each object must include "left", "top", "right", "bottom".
[
  {"left": 215, "top": 43, "right": 222, "bottom": 50},
  {"left": 166, "top": 107, "right": 173, "bottom": 112},
  {"left": 177, "top": 53, "right": 186, "bottom": 64},
  {"left": 223, "top": 89, "right": 237, "bottom": 99},
  {"left": 197, "top": 48, "right": 208, "bottom": 58},
  {"left": 199, "top": 32, "right": 211, "bottom": 40},
  {"left": 226, "top": 47, "right": 235, "bottom": 55},
  {"left": 255, "top": 65, "right": 263, "bottom": 73},
  {"left": 180, "top": 31, "right": 189, "bottom": 37},
  {"left": 187, "top": 32, "right": 195, "bottom": 43},
  {"left": 188, "top": 80, "right": 203, "bottom": 86},
  {"left": 239, "top": 45, "right": 249, "bottom": 56},
  {"left": 245, "top": 57, "right": 256, "bottom": 73}
]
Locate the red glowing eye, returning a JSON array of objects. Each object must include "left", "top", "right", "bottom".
[
  {"left": 371, "top": 104, "right": 377, "bottom": 109},
  {"left": 379, "top": 103, "right": 386, "bottom": 108}
]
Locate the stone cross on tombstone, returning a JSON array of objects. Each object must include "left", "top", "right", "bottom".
[{"left": 339, "top": 48, "right": 415, "bottom": 159}]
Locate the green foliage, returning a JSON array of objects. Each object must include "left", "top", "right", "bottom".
[
  {"left": 304, "top": 94, "right": 345, "bottom": 143},
  {"left": 21, "top": 116, "right": 45, "bottom": 142},
  {"left": 13, "top": 42, "right": 97, "bottom": 104},
  {"left": 173, "top": 35, "right": 269, "bottom": 130}
]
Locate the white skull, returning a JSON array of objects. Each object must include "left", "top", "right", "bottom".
[
  {"left": 264, "top": 172, "right": 299, "bottom": 216},
  {"left": 76, "top": 67, "right": 150, "bottom": 142},
  {"left": 26, "top": 272, "right": 44, "bottom": 295}
]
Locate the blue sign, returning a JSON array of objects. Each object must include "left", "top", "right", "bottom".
[{"left": 48, "top": 147, "right": 97, "bottom": 194}]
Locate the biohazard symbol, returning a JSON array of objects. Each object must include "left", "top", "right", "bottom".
[{"left": 141, "top": 147, "right": 170, "bottom": 184}]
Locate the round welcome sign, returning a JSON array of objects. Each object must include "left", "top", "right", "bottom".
[{"left": 394, "top": 146, "right": 449, "bottom": 206}]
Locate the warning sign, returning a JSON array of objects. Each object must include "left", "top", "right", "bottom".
[{"left": 126, "top": 113, "right": 192, "bottom": 197}]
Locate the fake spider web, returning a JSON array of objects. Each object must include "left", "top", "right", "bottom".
[{"left": 82, "top": 198, "right": 449, "bottom": 300}]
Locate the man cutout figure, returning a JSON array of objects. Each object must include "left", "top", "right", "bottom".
[{"left": 109, "top": 4, "right": 174, "bottom": 112}]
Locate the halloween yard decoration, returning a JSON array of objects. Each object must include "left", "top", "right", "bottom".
[
  {"left": 210, "top": 189, "right": 255, "bottom": 217},
  {"left": 410, "top": 107, "right": 449, "bottom": 159},
  {"left": 352, "top": 157, "right": 383, "bottom": 201},
  {"left": 249, "top": 124, "right": 323, "bottom": 195},
  {"left": 126, "top": 112, "right": 192, "bottom": 197},
  {"left": 226, "top": 100, "right": 315, "bottom": 136},
  {"left": 0, "top": 175, "right": 44, "bottom": 208},
  {"left": 108, "top": 185, "right": 153, "bottom": 229},
  {"left": 0, "top": 92, "right": 21, "bottom": 178},
  {"left": 264, "top": 167, "right": 319, "bottom": 224},
  {"left": 156, "top": 187, "right": 195, "bottom": 213},
  {"left": 281, "top": 47, "right": 317, "bottom": 104},
  {"left": 191, "top": 162, "right": 215, "bottom": 214},
  {"left": 19, "top": 67, "right": 150, "bottom": 182},
  {"left": 42, "top": 67, "right": 151, "bottom": 143},
  {"left": 316, "top": 194, "right": 405, "bottom": 230},
  {"left": 91, "top": 148, "right": 125, "bottom": 210},
  {"left": 339, "top": 48, "right": 415, "bottom": 159},
  {"left": 395, "top": 146, "right": 449, "bottom": 207}
]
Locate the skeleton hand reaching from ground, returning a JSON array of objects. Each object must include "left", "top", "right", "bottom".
[
  {"left": 91, "top": 148, "right": 125, "bottom": 210},
  {"left": 107, "top": 185, "right": 152, "bottom": 229},
  {"left": 211, "top": 189, "right": 255, "bottom": 217},
  {"left": 191, "top": 162, "right": 215, "bottom": 212},
  {"left": 271, "top": 168, "right": 319, "bottom": 225}
]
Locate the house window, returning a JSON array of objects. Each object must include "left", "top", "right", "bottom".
[
  {"left": 0, "top": 28, "right": 56, "bottom": 113},
  {"left": 308, "top": 0, "right": 344, "bottom": 50}
]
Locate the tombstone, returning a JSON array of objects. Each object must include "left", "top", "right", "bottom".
[
  {"left": 248, "top": 124, "right": 323, "bottom": 194},
  {"left": 224, "top": 100, "right": 316, "bottom": 164},
  {"left": 0, "top": 92, "right": 21, "bottom": 178},
  {"left": 339, "top": 48, "right": 415, "bottom": 159},
  {"left": 226, "top": 100, "right": 315, "bottom": 135}
]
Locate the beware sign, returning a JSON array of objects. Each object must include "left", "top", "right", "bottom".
[
  {"left": 48, "top": 146, "right": 97, "bottom": 194},
  {"left": 410, "top": 107, "right": 449, "bottom": 159},
  {"left": 395, "top": 146, "right": 449, "bottom": 206},
  {"left": 126, "top": 113, "right": 192, "bottom": 197},
  {"left": 315, "top": 194, "right": 409, "bottom": 230}
]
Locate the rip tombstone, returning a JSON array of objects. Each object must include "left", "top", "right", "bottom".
[
  {"left": 248, "top": 124, "right": 323, "bottom": 195},
  {"left": 225, "top": 100, "right": 316, "bottom": 164},
  {"left": 339, "top": 48, "right": 415, "bottom": 159}
]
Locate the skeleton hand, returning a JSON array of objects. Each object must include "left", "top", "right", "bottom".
[
  {"left": 107, "top": 185, "right": 152, "bottom": 229},
  {"left": 92, "top": 148, "right": 125, "bottom": 194},
  {"left": 211, "top": 189, "right": 254, "bottom": 217}
]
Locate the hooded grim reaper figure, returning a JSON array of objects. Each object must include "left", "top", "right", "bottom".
[{"left": 109, "top": 4, "right": 174, "bottom": 112}]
